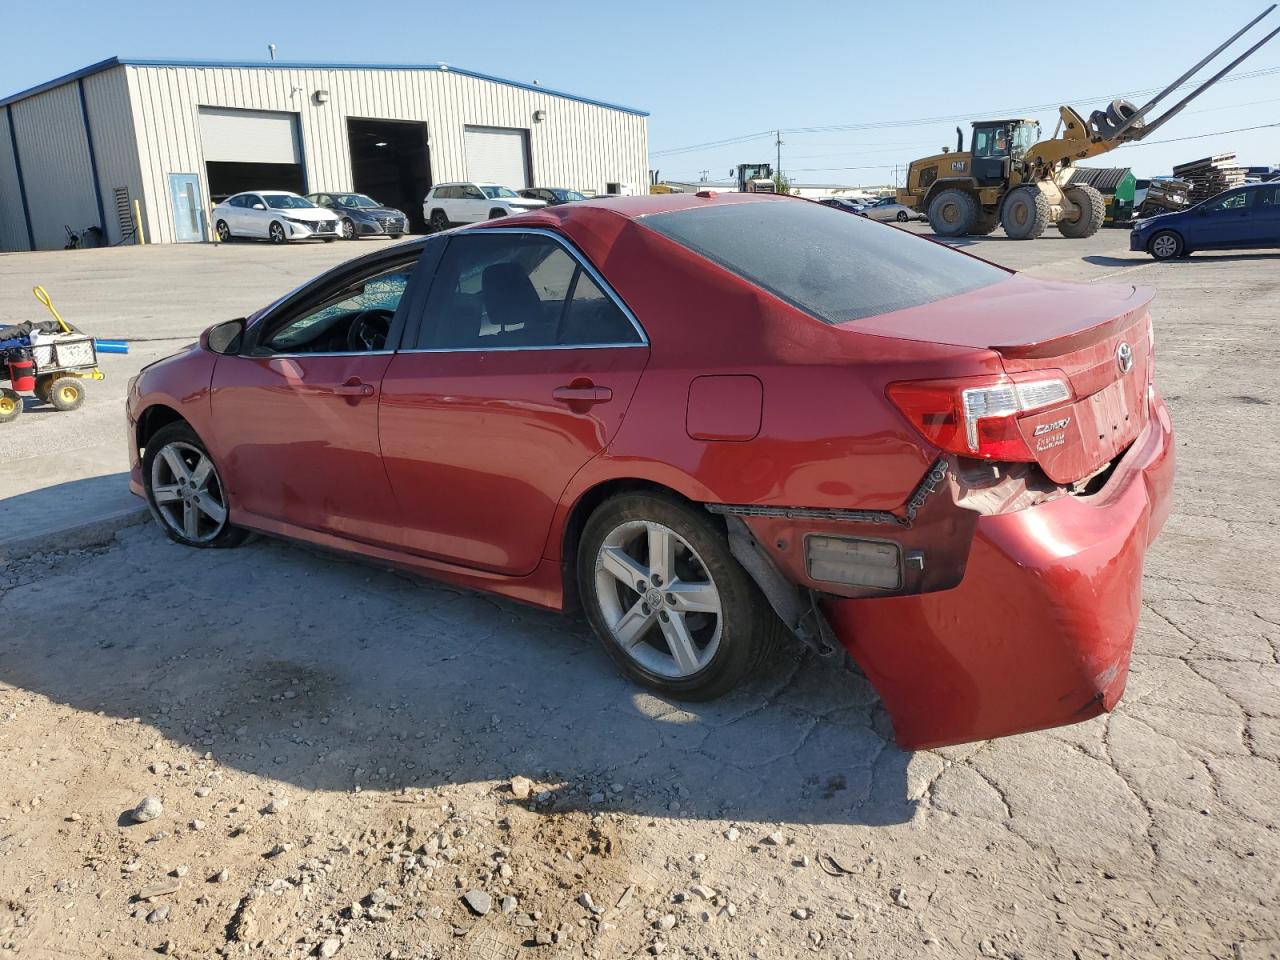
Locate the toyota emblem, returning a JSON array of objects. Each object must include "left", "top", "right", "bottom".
[{"left": 1116, "top": 342, "right": 1134, "bottom": 375}]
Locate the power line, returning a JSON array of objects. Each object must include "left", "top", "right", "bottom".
[{"left": 647, "top": 64, "right": 1280, "bottom": 157}]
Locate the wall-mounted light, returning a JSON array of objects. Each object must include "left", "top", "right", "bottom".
[
  {"left": 313, "top": 89, "right": 330, "bottom": 104},
  {"left": 374, "top": 141, "right": 389, "bottom": 148},
  {"left": 533, "top": 109, "right": 547, "bottom": 123}
]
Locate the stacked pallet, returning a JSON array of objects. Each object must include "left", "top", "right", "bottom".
[{"left": 1171, "top": 153, "right": 1247, "bottom": 202}]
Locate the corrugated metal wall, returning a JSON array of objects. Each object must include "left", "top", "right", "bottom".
[
  {"left": 0, "top": 107, "right": 30, "bottom": 251},
  {"left": 4, "top": 81, "right": 100, "bottom": 250},
  {"left": 82, "top": 68, "right": 145, "bottom": 246},
  {"left": 123, "top": 64, "right": 648, "bottom": 245},
  {"left": 0, "top": 66, "right": 140, "bottom": 251}
]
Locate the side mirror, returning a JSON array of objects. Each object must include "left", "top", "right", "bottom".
[
  {"left": 253, "top": 203, "right": 266, "bottom": 210},
  {"left": 201, "top": 318, "right": 245, "bottom": 355}
]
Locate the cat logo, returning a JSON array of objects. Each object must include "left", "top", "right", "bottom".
[{"left": 951, "top": 160, "right": 967, "bottom": 172}]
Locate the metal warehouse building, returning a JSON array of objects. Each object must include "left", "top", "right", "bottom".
[{"left": 0, "top": 57, "right": 649, "bottom": 250}]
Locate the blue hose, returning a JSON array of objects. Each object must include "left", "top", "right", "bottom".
[{"left": 94, "top": 339, "right": 129, "bottom": 354}]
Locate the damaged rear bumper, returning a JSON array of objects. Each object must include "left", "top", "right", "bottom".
[{"left": 826, "top": 395, "right": 1175, "bottom": 749}]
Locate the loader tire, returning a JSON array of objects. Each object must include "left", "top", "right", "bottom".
[
  {"left": 1058, "top": 184, "right": 1106, "bottom": 239},
  {"left": 1002, "top": 186, "right": 1050, "bottom": 240},
  {"left": 927, "top": 188, "right": 978, "bottom": 237},
  {"left": 972, "top": 210, "right": 1000, "bottom": 236}
]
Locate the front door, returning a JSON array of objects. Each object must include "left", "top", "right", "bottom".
[
  {"left": 169, "top": 174, "right": 205, "bottom": 242},
  {"left": 1192, "top": 188, "right": 1255, "bottom": 248},
  {"left": 1252, "top": 184, "right": 1280, "bottom": 245},
  {"left": 209, "top": 253, "right": 422, "bottom": 545},
  {"left": 379, "top": 228, "right": 650, "bottom": 575}
]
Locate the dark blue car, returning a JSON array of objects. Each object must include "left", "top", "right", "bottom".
[{"left": 1131, "top": 182, "right": 1280, "bottom": 260}]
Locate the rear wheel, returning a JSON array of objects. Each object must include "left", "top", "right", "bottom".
[
  {"left": 34, "top": 374, "right": 55, "bottom": 403},
  {"left": 0, "top": 388, "right": 21, "bottom": 423},
  {"left": 215, "top": 219, "right": 231, "bottom": 242},
  {"left": 269, "top": 221, "right": 286, "bottom": 244},
  {"left": 1001, "top": 186, "right": 1050, "bottom": 240},
  {"left": 143, "top": 422, "right": 247, "bottom": 549},
  {"left": 895, "top": 210, "right": 908, "bottom": 222},
  {"left": 1149, "top": 230, "right": 1184, "bottom": 261},
  {"left": 927, "top": 188, "right": 978, "bottom": 237},
  {"left": 429, "top": 209, "right": 449, "bottom": 233},
  {"left": 1057, "top": 184, "right": 1106, "bottom": 238},
  {"left": 49, "top": 377, "right": 85, "bottom": 411},
  {"left": 577, "top": 492, "right": 779, "bottom": 700}
]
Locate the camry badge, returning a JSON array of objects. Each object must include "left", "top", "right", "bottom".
[{"left": 1116, "top": 342, "right": 1134, "bottom": 375}]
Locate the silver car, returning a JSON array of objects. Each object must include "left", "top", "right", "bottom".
[{"left": 860, "top": 196, "right": 927, "bottom": 223}]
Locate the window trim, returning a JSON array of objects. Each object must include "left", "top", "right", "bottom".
[
  {"left": 239, "top": 245, "right": 434, "bottom": 358},
  {"left": 400, "top": 226, "right": 649, "bottom": 354}
]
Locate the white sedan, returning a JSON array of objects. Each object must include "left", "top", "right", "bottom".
[
  {"left": 859, "top": 196, "right": 928, "bottom": 223},
  {"left": 213, "top": 191, "right": 341, "bottom": 243}
]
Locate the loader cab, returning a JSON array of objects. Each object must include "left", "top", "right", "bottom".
[{"left": 970, "top": 120, "right": 1038, "bottom": 185}]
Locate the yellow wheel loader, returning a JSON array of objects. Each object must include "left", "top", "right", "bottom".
[{"left": 897, "top": 6, "right": 1279, "bottom": 239}]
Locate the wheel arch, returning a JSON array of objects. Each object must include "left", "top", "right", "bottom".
[
  {"left": 556, "top": 476, "right": 719, "bottom": 613},
  {"left": 136, "top": 403, "right": 188, "bottom": 454}
]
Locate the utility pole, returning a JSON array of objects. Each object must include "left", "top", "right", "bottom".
[
  {"left": 699, "top": 169, "right": 710, "bottom": 183},
  {"left": 775, "top": 130, "right": 783, "bottom": 178}
]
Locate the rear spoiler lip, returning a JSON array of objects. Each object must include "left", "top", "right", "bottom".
[{"left": 989, "top": 285, "right": 1154, "bottom": 360}]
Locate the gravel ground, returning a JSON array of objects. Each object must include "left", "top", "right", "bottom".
[{"left": 1, "top": 228, "right": 1278, "bottom": 959}]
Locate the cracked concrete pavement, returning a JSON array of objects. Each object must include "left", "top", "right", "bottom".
[{"left": 1, "top": 231, "right": 1278, "bottom": 959}]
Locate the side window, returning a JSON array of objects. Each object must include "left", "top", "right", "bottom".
[
  {"left": 461, "top": 184, "right": 485, "bottom": 201},
  {"left": 416, "top": 233, "right": 641, "bottom": 350},
  {"left": 257, "top": 263, "right": 415, "bottom": 355},
  {"left": 247, "top": 195, "right": 264, "bottom": 209},
  {"left": 1258, "top": 187, "right": 1280, "bottom": 208},
  {"left": 1206, "top": 191, "right": 1249, "bottom": 212},
  {"left": 228, "top": 195, "right": 246, "bottom": 208}
]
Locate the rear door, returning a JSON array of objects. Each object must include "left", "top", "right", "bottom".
[
  {"left": 210, "top": 249, "right": 426, "bottom": 544},
  {"left": 456, "top": 184, "right": 488, "bottom": 223},
  {"left": 1253, "top": 184, "right": 1280, "bottom": 245},
  {"left": 379, "top": 227, "right": 650, "bottom": 575}
]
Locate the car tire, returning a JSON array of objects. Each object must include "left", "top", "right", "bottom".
[
  {"left": 1001, "top": 186, "right": 1050, "bottom": 240},
  {"left": 429, "top": 209, "right": 449, "bottom": 233},
  {"left": 322, "top": 237, "right": 337, "bottom": 243},
  {"left": 1148, "top": 229, "right": 1184, "bottom": 261},
  {"left": 1057, "top": 184, "right": 1106, "bottom": 238},
  {"left": 340, "top": 218, "right": 356, "bottom": 240},
  {"left": 896, "top": 210, "right": 908, "bottom": 222},
  {"left": 48, "top": 377, "right": 86, "bottom": 411},
  {"left": 0, "top": 387, "right": 21, "bottom": 423},
  {"left": 389, "top": 233, "right": 404, "bottom": 239},
  {"left": 215, "top": 219, "right": 232, "bottom": 242},
  {"left": 488, "top": 208, "right": 508, "bottom": 220},
  {"left": 143, "top": 421, "right": 247, "bottom": 549},
  {"left": 269, "top": 221, "right": 286, "bottom": 244},
  {"left": 577, "top": 491, "right": 780, "bottom": 701},
  {"left": 927, "top": 188, "right": 978, "bottom": 236}
]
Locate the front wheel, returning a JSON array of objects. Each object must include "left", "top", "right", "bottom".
[
  {"left": 429, "top": 209, "right": 449, "bottom": 233},
  {"left": 0, "top": 388, "right": 21, "bottom": 423},
  {"left": 269, "top": 221, "right": 286, "bottom": 244},
  {"left": 577, "top": 492, "right": 779, "bottom": 700},
  {"left": 48, "top": 377, "right": 85, "bottom": 411},
  {"left": 215, "top": 219, "right": 231, "bottom": 242},
  {"left": 896, "top": 210, "right": 908, "bottom": 222},
  {"left": 143, "top": 422, "right": 247, "bottom": 549},
  {"left": 1148, "top": 230, "right": 1185, "bottom": 260},
  {"left": 1057, "top": 184, "right": 1106, "bottom": 238},
  {"left": 340, "top": 218, "right": 356, "bottom": 240}
]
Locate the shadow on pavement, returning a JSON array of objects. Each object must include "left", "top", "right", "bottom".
[
  {"left": 0, "top": 472, "right": 143, "bottom": 555},
  {"left": 0, "top": 512, "right": 916, "bottom": 828}
]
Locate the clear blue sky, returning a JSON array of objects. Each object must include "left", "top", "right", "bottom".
[{"left": 3, "top": 0, "right": 1277, "bottom": 185}]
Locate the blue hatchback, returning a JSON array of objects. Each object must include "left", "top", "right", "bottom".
[{"left": 1130, "top": 182, "right": 1280, "bottom": 259}]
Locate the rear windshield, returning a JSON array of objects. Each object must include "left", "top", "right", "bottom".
[{"left": 641, "top": 199, "right": 1009, "bottom": 323}]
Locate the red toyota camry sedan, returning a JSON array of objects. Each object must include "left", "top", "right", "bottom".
[{"left": 126, "top": 193, "right": 1174, "bottom": 748}]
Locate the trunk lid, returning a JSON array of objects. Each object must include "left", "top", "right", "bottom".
[{"left": 850, "top": 275, "right": 1154, "bottom": 484}]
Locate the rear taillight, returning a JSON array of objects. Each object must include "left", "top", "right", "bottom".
[{"left": 887, "top": 374, "right": 1073, "bottom": 461}]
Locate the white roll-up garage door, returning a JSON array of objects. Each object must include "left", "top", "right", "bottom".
[
  {"left": 198, "top": 107, "right": 301, "bottom": 164},
  {"left": 463, "top": 126, "right": 530, "bottom": 189}
]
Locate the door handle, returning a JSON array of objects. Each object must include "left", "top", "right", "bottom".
[
  {"left": 553, "top": 383, "right": 612, "bottom": 405},
  {"left": 333, "top": 380, "right": 375, "bottom": 397}
]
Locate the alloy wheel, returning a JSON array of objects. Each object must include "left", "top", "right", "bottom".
[
  {"left": 1152, "top": 234, "right": 1178, "bottom": 259},
  {"left": 150, "top": 441, "right": 228, "bottom": 543},
  {"left": 342, "top": 218, "right": 355, "bottom": 240},
  {"left": 270, "top": 222, "right": 286, "bottom": 244},
  {"left": 593, "top": 520, "right": 723, "bottom": 679},
  {"left": 216, "top": 220, "right": 230, "bottom": 242}
]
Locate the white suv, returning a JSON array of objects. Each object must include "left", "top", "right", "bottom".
[{"left": 423, "top": 182, "right": 546, "bottom": 231}]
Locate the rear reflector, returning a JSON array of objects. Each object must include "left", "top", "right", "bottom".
[
  {"left": 806, "top": 535, "right": 901, "bottom": 589},
  {"left": 888, "top": 374, "right": 1072, "bottom": 461}
]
